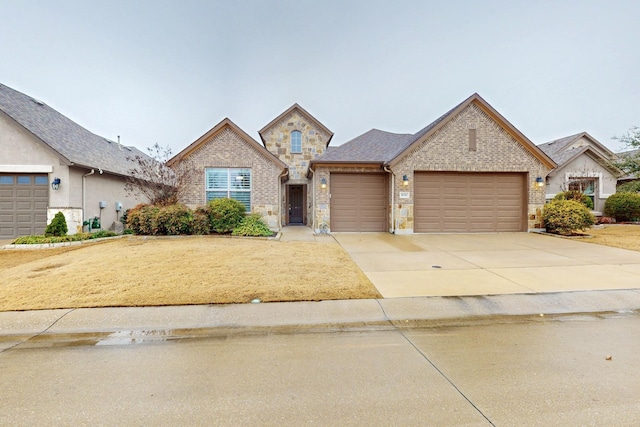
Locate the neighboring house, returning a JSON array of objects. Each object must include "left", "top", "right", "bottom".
[
  {"left": 616, "top": 148, "right": 640, "bottom": 187},
  {"left": 172, "top": 93, "right": 556, "bottom": 234},
  {"left": 0, "top": 83, "right": 149, "bottom": 238},
  {"left": 538, "top": 132, "right": 620, "bottom": 214}
]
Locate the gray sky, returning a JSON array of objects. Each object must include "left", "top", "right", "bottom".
[{"left": 1, "top": 0, "right": 638, "bottom": 154}]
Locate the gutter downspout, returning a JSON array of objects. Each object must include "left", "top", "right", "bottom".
[
  {"left": 278, "top": 169, "right": 288, "bottom": 231},
  {"left": 383, "top": 165, "right": 395, "bottom": 233},
  {"left": 308, "top": 167, "right": 315, "bottom": 231},
  {"left": 82, "top": 169, "right": 95, "bottom": 226}
]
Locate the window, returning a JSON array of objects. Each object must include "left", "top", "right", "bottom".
[
  {"left": 0, "top": 176, "right": 13, "bottom": 185},
  {"left": 205, "top": 168, "right": 251, "bottom": 211},
  {"left": 17, "top": 176, "right": 31, "bottom": 184},
  {"left": 35, "top": 176, "right": 48, "bottom": 185},
  {"left": 569, "top": 177, "right": 596, "bottom": 207},
  {"left": 291, "top": 130, "right": 302, "bottom": 153}
]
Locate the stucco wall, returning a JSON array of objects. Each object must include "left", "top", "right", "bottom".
[
  {"left": 546, "top": 154, "right": 618, "bottom": 212},
  {"left": 175, "top": 126, "right": 283, "bottom": 229},
  {"left": 392, "top": 103, "right": 550, "bottom": 231}
]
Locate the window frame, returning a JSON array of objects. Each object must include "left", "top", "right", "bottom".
[
  {"left": 291, "top": 130, "right": 302, "bottom": 153},
  {"left": 205, "top": 168, "right": 252, "bottom": 212}
]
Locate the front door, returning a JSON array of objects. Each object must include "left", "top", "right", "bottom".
[{"left": 288, "top": 185, "right": 304, "bottom": 224}]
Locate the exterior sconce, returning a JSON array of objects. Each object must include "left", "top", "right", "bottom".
[
  {"left": 320, "top": 177, "right": 327, "bottom": 189},
  {"left": 402, "top": 175, "right": 409, "bottom": 186},
  {"left": 51, "top": 177, "right": 61, "bottom": 190},
  {"left": 535, "top": 177, "right": 545, "bottom": 188}
]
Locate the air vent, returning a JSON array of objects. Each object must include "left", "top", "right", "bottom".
[{"left": 31, "top": 98, "right": 45, "bottom": 106}]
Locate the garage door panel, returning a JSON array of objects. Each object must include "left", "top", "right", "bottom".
[
  {"left": 415, "top": 172, "right": 525, "bottom": 232},
  {"left": 0, "top": 173, "right": 48, "bottom": 238},
  {"left": 330, "top": 173, "right": 387, "bottom": 232}
]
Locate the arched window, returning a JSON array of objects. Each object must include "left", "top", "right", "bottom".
[{"left": 291, "top": 130, "right": 302, "bottom": 153}]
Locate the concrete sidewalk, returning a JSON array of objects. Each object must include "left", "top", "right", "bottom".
[{"left": 2, "top": 290, "right": 640, "bottom": 349}]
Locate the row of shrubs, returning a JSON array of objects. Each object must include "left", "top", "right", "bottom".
[
  {"left": 126, "top": 198, "right": 274, "bottom": 237},
  {"left": 543, "top": 190, "right": 640, "bottom": 235}
]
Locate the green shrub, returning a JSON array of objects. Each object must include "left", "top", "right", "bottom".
[
  {"left": 543, "top": 199, "right": 595, "bottom": 235},
  {"left": 191, "top": 207, "right": 211, "bottom": 235},
  {"left": 90, "top": 230, "right": 117, "bottom": 239},
  {"left": 208, "top": 198, "right": 246, "bottom": 233},
  {"left": 553, "top": 190, "right": 594, "bottom": 210},
  {"left": 45, "top": 212, "right": 68, "bottom": 237},
  {"left": 155, "top": 204, "right": 193, "bottom": 235},
  {"left": 232, "top": 214, "right": 274, "bottom": 237},
  {"left": 126, "top": 204, "right": 162, "bottom": 235},
  {"left": 617, "top": 180, "right": 640, "bottom": 194},
  {"left": 12, "top": 231, "right": 117, "bottom": 244},
  {"left": 604, "top": 192, "right": 640, "bottom": 222}
]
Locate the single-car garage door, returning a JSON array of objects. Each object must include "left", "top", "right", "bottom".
[
  {"left": 0, "top": 174, "right": 49, "bottom": 238},
  {"left": 414, "top": 172, "right": 525, "bottom": 232},
  {"left": 330, "top": 173, "right": 387, "bottom": 232}
]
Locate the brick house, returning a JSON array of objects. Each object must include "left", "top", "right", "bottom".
[{"left": 171, "top": 94, "right": 556, "bottom": 233}]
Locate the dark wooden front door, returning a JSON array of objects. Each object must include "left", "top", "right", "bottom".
[{"left": 288, "top": 185, "right": 304, "bottom": 224}]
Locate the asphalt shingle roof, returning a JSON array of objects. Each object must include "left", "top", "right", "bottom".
[
  {"left": 537, "top": 133, "right": 585, "bottom": 165},
  {"left": 313, "top": 129, "right": 414, "bottom": 163},
  {"left": 0, "top": 83, "right": 149, "bottom": 176}
]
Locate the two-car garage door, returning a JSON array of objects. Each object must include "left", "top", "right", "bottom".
[
  {"left": 0, "top": 174, "right": 49, "bottom": 239},
  {"left": 414, "top": 172, "right": 525, "bottom": 232}
]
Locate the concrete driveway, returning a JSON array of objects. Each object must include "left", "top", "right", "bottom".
[{"left": 333, "top": 232, "right": 640, "bottom": 298}]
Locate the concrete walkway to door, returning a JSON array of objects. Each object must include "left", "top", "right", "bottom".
[{"left": 332, "top": 232, "right": 640, "bottom": 298}]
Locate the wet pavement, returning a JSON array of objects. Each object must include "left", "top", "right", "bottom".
[{"left": 2, "top": 312, "right": 639, "bottom": 425}]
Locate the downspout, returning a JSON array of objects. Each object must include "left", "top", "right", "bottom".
[
  {"left": 278, "top": 169, "right": 288, "bottom": 230},
  {"left": 308, "top": 167, "right": 315, "bottom": 230},
  {"left": 383, "top": 165, "right": 395, "bottom": 233},
  {"left": 82, "top": 169, "right": 95, "bottom": 225}
]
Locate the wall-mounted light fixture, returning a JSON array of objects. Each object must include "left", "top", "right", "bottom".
[
  {"left": 51, "top": 177, "right": 61, "bottom": 190},
  {"left": 535, "top": 177, "right": 545, "bottom": 188},
  {"left": 320, "top": 177, "right": 327, "bottom": 189},
  {"left": 402, "top": 175, "right": 409, "bottom": 186}
]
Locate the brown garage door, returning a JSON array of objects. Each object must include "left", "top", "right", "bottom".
[
  {"left": 330, "top": 173, "right": 388, "bottom": 232},
  {"left": 414, "top": 172, "right": 525, "bottom": 232},
  {"left": 0, "top": 174, "right": 49, "bottom": 238}
]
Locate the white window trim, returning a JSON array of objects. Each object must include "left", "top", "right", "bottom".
[
  {"left": 205, "top": 168, "right": 252, "bottom": 211},
  {"left": 564, "top": 171, "right": 613, "bottom": 199},
  {"left": 291, "top": 130, "right": 302, "bottom": 154}
]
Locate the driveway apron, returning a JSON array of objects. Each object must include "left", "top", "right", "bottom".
[{"left": 332, "top": 233, "right": 640, "bottom": 298}]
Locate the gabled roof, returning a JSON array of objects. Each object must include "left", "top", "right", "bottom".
[
  {"left": 167, "top": 118, "right": 287, "bottom": 170},
  {"left": 311, "top": 93, "right": 556, "bottom": 170},
  {"left": 0, "top": 83, "right": 149, "bottom": 176},
  {"left": 259, "top": 103, "right": 334, "bottom": 147},
  {"left": 538, "top": 132, "right": 619, "bottom": 176},
  {"left": 390, "top": 93, "right": 555, "bottom": 168},
  {"left": 311, "top": 129, "right": 413, "bottom": 164},
  {"left": 538, "top": 132, "right": 615, "bottom": 166}
]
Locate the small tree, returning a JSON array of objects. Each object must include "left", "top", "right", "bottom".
[
  {"left": 543, "top": 200, "right": 595, "bottom": 235},
  {"left": 125, "top": 143, "right": 196, "bottom": 206},
  {"left": 45, "top": 212, "right": 68, "bottom": 237},
  {"left": 614, "top": 126, "right": 640, "bottom": 178}
]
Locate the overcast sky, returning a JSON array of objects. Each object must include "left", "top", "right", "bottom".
[{"left": 1, "top": 0, "right": 638, "bottom": 155}]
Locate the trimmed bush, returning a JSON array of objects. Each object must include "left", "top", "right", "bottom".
[
  {"left": 155, "top": 204, "right": 192, "bottom": 235},
  {"left": 12, "top": 231, "right": 117, "bottom": 245},
  {"left": 553, "top": 190, "right": 594, "bottom": 210},
  {"left": 232, "top": 214, "right": 273, "bottom": 237},
  {"left": 45, "top": 212, "right": 68, "bottom": 237},
  {"left": 543, "top": 199, "right": 595, "bottom": 235},
  {"left": 604, "top": 192, "right": 640, "bottom": 222},
  {"left": 191, "top": 207, "right": 211, "bottom": 235},
  {"left": 208, "top": 198, "right": 246, "bottom": 233}
]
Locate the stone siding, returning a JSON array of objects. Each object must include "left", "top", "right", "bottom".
[{"left": 175, "top": 126, "right": 283, "bottom": 229}]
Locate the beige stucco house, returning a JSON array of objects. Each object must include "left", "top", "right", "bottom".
[
  {"left": 172, "top": 94, "right": 556, "bottom": 234},
  {"left": 538, "top": 132, "right": 620, "bottom": 214},
  {"left": 0, "top": 83, "right": 149, "bottom": 238}
]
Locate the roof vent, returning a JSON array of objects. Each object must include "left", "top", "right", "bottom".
[{"left": 31, "top": 98, "right": 45, "bottom": 106}]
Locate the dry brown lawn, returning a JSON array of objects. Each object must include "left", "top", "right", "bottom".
[
  {"left": 584, "top": 224, "right": 640, "bottom": 251},
  {"left": 0, "top": 236, "right": 380, "bottom": 312}
]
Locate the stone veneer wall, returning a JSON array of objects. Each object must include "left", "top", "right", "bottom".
[
  {"left": 261, "top": 110, "right": 332, "bottom": 226},
  {"left": 175, "top": 126, "right": 283, "bottom": 229},
  {"left": 392, "top": 103, "right": 551, "bottom": 232}
]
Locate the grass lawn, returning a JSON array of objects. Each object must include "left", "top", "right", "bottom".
[
  {"left": 584, "top": 224, "right": 640, "bottom": 251},
  {"left": 0, "top": 236, "right": 381, "bottom": 312}
]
